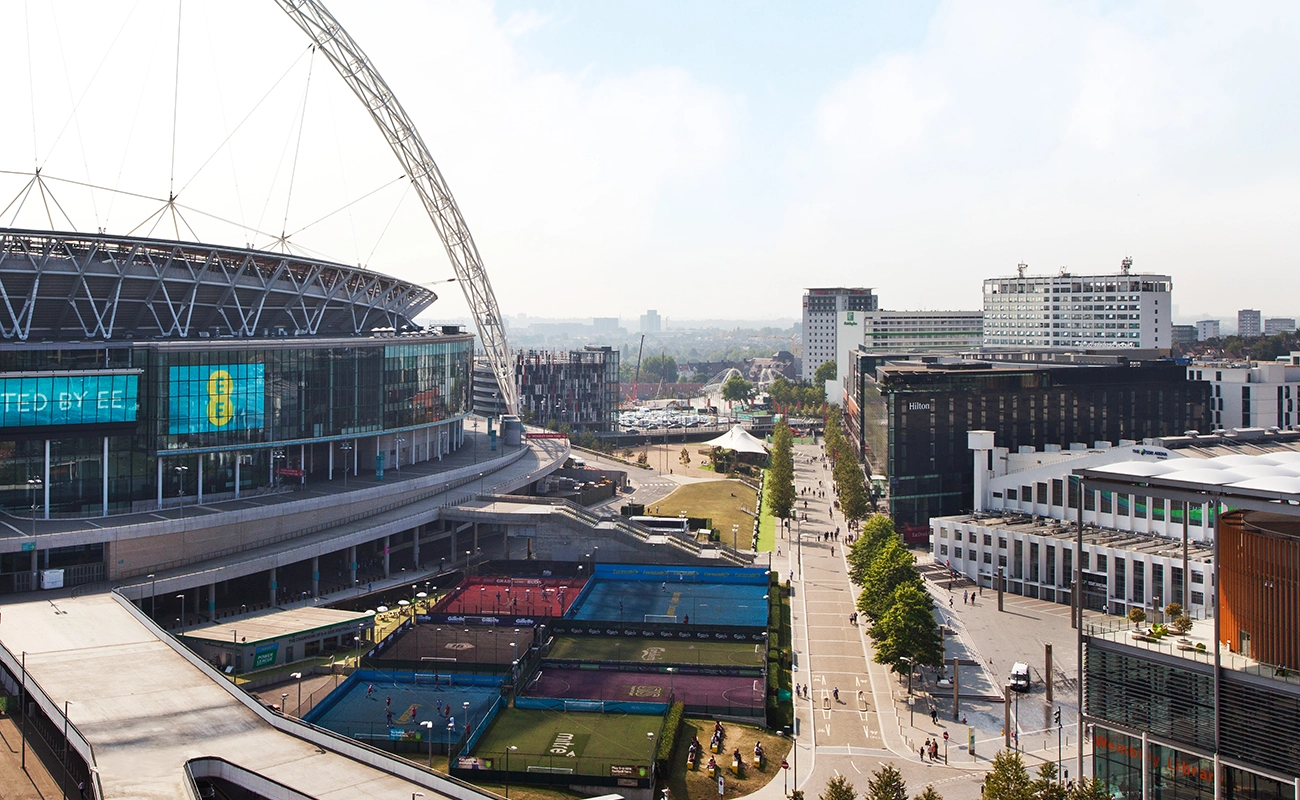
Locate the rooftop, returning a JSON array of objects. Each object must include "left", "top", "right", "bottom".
[
  {"left": 182, "top": 606, "right": 375, "bottom": 645},
  {"left": 943, "top": 512, "right": 1214, "bottom": 562}
]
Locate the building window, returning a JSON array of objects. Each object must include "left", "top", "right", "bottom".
[
  {"left": 939, "top": 528, "right": 948, "bottom": 539},
  {"left": 1051, "top": 479, "right": 1063, "bottom": 506},
  {"left": 1191, "top": 590, "right": 1204, "bottom": 605},
  {"left": 1097, "top": 554, "right": 1107, "bottom": 572},
  {"left": 939, "top": 545, "right": 948, "bottom": 556},
  {"left": 984, "top": 552, "right": 992, "bottom": 564},
  {"left": 1021, "top": 485, "right": 1033, "bottom": 504},
  {"left": 1100, "top": 491, "right": 1112, "bottom": 514},
  {"left": 999, "top": 537, "right": 1007, "bottom": 550},
  {"left": 1117, "top": 494, "right": 1130, "bottom": 517},
  {"left": 1036, "top": 482, "right": 1048, "bottom": 504},
  {"left": 1006, "top": 488, "right": 1017, "bottom": 501},
  {"left": 1115, "top": 559, "right": 1126, "bottom": 599},
  {"left": 968, "top": 532, "right": 977, "bottom": 543},
  {"left": 954, "top": 547, "right": 962, "bottom": 559},
  {"left": 1192, "top": 570, "right": 1204, "bottom": 584},
  {"left": 983, "top": 534, "right": 993, "bottom": 546}
]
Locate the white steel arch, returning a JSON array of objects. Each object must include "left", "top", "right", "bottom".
[{"left": 272, "top": 0, "right": 517, "bottom": 414}]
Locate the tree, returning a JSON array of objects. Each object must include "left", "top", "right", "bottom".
[
  {"left": 848, "top": 515, "right": 898, "bottom": 585},
  {"left": 767, "top": 419, "right": 797, "bottom": 520},
  {"left": 1068, "top": 777, "right": 1114, "bottom": 800},
  {"left": 982, "top": 750, "right": 1032, "bottom": 800},
  {"left": 722, "top": 374, "right": 754, "bottom": 405},
  {"left": 679, "top": 447, "right": 691, "bottom": 466},
  {"left": 1173, "top": 615, "right": 1193, "bottom": 634},
  {"left": 815, "top": 360, "right": 838, "bottom": 384},
  {"left": 1127, "top": 607, "right": 1147, "bottom": 628},
  {"left": 1030, "top": 762, "right": 1067, "bottom": 800},
  {"left": 857, "top": 539, "right": 921, "bottom": 621},
  {"left": 869, "top": 582, "right": 944, "bottom": 670},
  {"left": 641, "top": 354, "right": 678, "bottom": 384},
  {"left": 636, "top": 451, "right": 649, "bottom": 467},
  {"left": 1163, "top": 602, "right": 1183, "bottom": 619},
  {"left": 821, "top": 774, "right": 857, "bottom": 800},
  {"left": 913, "top": 787, "right": 943, "bottom": 800},
  {"left": 864, "top": 764, "right": 906, "bottom": 800},
  {"left": 709, "top": 446, "right": 736, "bottom": 474}
]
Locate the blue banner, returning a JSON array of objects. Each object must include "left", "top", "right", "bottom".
[
  {"left": 0, "top": 373, "right": 138, "bottom": 428},
  {"left": 168, "top": 364, "right": 265, "bottom": 434}
]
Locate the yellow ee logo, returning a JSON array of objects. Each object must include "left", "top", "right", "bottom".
[{"left": 206, "top": 370, "right": 235, "bottom": 427}]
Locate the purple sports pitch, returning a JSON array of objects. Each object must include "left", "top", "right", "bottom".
[{"left": 523, "top": 667, "right": 763, "bottom": 711}]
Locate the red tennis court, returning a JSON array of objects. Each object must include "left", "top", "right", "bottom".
[
  {"left": 523, "top": 667, "right": 764, "bottom": 712},
  {"left": 433, "top": 576, "right": 585, "bottom": 617}
]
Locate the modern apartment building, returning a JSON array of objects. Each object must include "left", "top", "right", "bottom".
[
  {"left": 982, "top": 259, "right": 1172, "bottom": 351},
  {"left": 1172, "top": 324, "right": 1197, "bottom": 345},
  {"left": 1265, "top": 317, "right": 1296, "bottom": 336},
  {"left": 1237, "top": 309, "right": 1261, "bottom": 338},
  {"left": 1187, "top": 356, "right": 1300, "bottom": 431},
  {"left": 801, "top": 287, "right": 878, "bottom": 381},
  {"left": 639, "top": 310, "right": 662, "bottom": 334},
  {"left": 516, "top": 346, "right": 621, "bottom": 432},
  {"left": 1196, "top": 320, "right": 1221, "bottom": 341},
  {"left": 834, "top": 310, "right": 982, "bottom": 378}
]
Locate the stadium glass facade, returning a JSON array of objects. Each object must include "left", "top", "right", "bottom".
[{"left": 0, "top": 334, "right": 472, "bottom": 517}]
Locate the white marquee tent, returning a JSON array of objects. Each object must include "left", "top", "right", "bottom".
[{"left": 704, "top": 425, "right": 769, "bottom": 455}]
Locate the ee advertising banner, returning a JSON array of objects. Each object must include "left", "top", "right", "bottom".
[
  {"left": 168, "top": 364, "right": 265, "bottom": 434},
  {"left": 0, "top": 373, "right": 138, "bottom": 428}
]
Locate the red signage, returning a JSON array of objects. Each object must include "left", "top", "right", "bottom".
[
  {"left": 781, "top": 760, "right": 789, "bottom": 770},
  {"left": 275, "top": 467, "right": 305, "bottom": 478}
]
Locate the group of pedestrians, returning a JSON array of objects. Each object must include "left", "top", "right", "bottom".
[{"left": 920, "top": 737, "right": 941, "bottom": 762}]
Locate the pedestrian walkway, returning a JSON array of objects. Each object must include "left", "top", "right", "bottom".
[{"left": 0, "top": 715, "right": 62, "bottom": 800}]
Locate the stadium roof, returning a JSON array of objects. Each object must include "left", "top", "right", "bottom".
[{"left": 1076, "top": 451, "right": 1300, "bottom": 516}]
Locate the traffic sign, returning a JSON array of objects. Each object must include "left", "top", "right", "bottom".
[
  {"left": 781, "top": 760, "right": 789, "bottom": 770},
  {"left": 943, "top": 731, "right": 949, "bottom": 741}
]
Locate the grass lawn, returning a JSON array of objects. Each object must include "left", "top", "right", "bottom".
[
  {"left": 472, "top": 708, "right": 662, "bottom": 775},
  {"left": 547, "top": 636, "right": 765, "bottom": 667},
  {"left": 656, "top": 480, "right": 758, "bottom": 543},
  {"left": 757, "top": 470, "right": 783, "bottom": 553},
  {"left": 665, "top": 718, "right": 790, "bottom": 800}
]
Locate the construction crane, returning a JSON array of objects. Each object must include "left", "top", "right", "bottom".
[
  {"left": 630, "top": 334, "right": 646, "bottom": 408},
  {"left": 273, "top": 0, "right": 518, "bottom": 414}
]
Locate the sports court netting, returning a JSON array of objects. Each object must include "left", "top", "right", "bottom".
[
  {"left": 372, "top": 624, "right": 532, "bottom": 665},
  {"left": 434, "top": 577, "right": 585, "bottom": 617},
  {"left": 522, "top": 667, "right": 764, "bottom": 713},
  {"left": 304, "top": 671, "right": 501, "bottom": 748},
  {"left": 565, "top": 579, "right": 769, "bottom": 627}
]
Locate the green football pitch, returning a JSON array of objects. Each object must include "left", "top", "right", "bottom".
[
  {"left": 547, "top": 636, "right": 765, "bottom": 666},
  {"left": 469, "top": 707, "right": 662, "bottom": 775}
]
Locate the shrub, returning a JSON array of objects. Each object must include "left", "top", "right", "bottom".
[
  {"left": 654, "top": 701, "right": 685, "bottom": 774},
  {"left": 1164, "top": 602, "right": 1184, "bottom": 619},
  {"left": 1173, "top": 615, "right": 1193, "bottom": 634},
  {"left": 1127, "top": 608, "right": 1147, "bottom": 628}
]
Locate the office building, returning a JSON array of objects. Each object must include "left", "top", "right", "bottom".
[
  {"left": 801, "top": 287, "right": 879, "bottom": 381},
  {"left": 516, "top": 346, "right": 620, "bottom": 432},
  {"left": 1075, "top": 455, "right": 1300, "bottom": 800},
  {"left": 1187, "top": 357, "right": 1300, "bottom": 430},
  {"left": 639, "top": 310, "right": 662, "bottom": 334},
  {"left": 844, "top": 353, "right": 1210, "bottom": 537},
  {"left": 981, "top": 259, "right": 1172, "bottom": 351},
  {"left": 834, "top": 310, "right": 982, "bottom": 379},
  {"left": 1196, "top": 320, "right": 1221, "bottom": 341},
  {"left": 592, "top": 317, "right": 621, "bottom": 334},
  {"left": 1172, "top": 324, "right": 1197, "bottom": 345},
  {"left": 1238, "top": 309, "right": 1262, "bottom": 338},
  {"left": 1265, "top": 317, "right": 1296, "bottom": 336}
]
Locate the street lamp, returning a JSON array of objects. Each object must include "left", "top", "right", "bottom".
[
  {"left": 646, "top": 732, "right": 656, "bottom": 776},
  {"left": 291, "top": 672, "right": 303, "bottom": 716},
  {"left": 147, "top": 573, "right": 156, "bottom": 619},
  {"left": 174, "top": 464, "right": 189, "bottom": 519},
  {"left": 339, "top": 441, "right": 354, "bottom": 489},
  {"left": 420, "top": 719, "right": 435, "bottom": 767},
  {"left": 280, "top": 692, "right": 289, "bottom": 714},
  {"left": 505, "top": 744, "right": 518, "bottom": 798},
  {"left": 177, "top": 593, "right": 187, "bottom": 633}
]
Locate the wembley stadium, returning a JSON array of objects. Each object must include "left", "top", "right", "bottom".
[{"left": 0, "top": 227, "right": 493, "bottom": 595}]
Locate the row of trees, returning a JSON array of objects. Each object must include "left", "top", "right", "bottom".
[
  {"left": 824, "top": 410, "right": 871, "bottom": 523},
  {"left": 767, "top": 374, "right": 828, "bottom": 416},
  {"left": 816, "top": 754, "right": 1112, "bottom": 800},
  {"left": 847, "top": 515, "right": 944, "bottom": 673},
  {"left": 722, "top": 373, "right": 755, "bottom": 404},
  {"left": 767, "top": 418, "right": 796, "bottom": 521}
]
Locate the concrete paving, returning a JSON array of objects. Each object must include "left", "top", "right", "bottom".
[
  {"left": 736, "top": 444, "right": 1083, "bottom": 800},
  {"left": 0, "top": 592, "right": 460, "bottom": 799}
]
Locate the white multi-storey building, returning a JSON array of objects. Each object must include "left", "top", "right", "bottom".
[
  {"left": 835, "top": 309, "right": 981, "bottom": 376},
  {"left": 1237, "top": 309, "right": 1261, "bottom": 338},
  {"left": 1195, "top": 319, "right": 1220, "bottom": 341},
  {"left": 981, "top": 258, "right": 1171, "bottom": 350},
  {"left": 1188, "top": 356, "right": 1300, "bottom": 431},
  {"left": 801, "top": 287, "right": 877, "bottom": 381},
  {"left": 1264, "top": 317, "right": 1296, "bottom": 336}
]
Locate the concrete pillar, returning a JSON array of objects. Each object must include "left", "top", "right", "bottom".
[
  {"left": 383, "top": 536, "right": 391, "bottom": 578},
  {"left": 157, "top": 456, "right": 164, "bottom": 508},
  {"left": 197, "top": 455, "right": 204, "bottom": 505},
  {"left": 329, "top": 445, "right": 335, "bottom": 481},
  {"left": 952, "top": 655, "right": 960, "bottom": 721},
  {"left": 1045, "top": 643, "right": 1053, "bottom": 704},
  {"left": 300, "top": 444, "right": 306, "bottom": 485},
  {"left": 311, "top": 556, "right": 319, "bottom": 598},
  {"left": 208, "top": 582, "right": 216, "bottom": 620},
  {"left": 968, "top": 431, "right": 995, "bottom": 512},
  {"left": 102, "top": 437, "right": 109, "bottom": 516},
  {"left": 269, "top": 567, "right": 278, "bottom": 606},
  {"left": 1141, "top": 732, "right": 1149, "bottom": 800},
  {"left": 43, "top": 439, "right": 50, "bottom": 520},
  {"left": 473, "top": 522, "right": 479, "bottom": 553},
  {"left": 450, "top": 526, "right": 457, "bottom": 564},
  {"left": 234, "top": 455, "right": 241, "bottom": 500},
  {"left": 348, "top": 545, "right": 357, "bottom": 586},
  {"left": 413, "top": 528, "right": 421, "bottom": 570}
]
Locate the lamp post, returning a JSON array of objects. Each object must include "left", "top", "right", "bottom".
[
  {"left": 61, "top": 700, "right": 72, "bottom": 800},
  {"left": 280, "top": 692, "right": 289, "bottom": 714},
  {"left": 395, "top": 435, "right": 406, "bottom": 474},
  {"left": 647, "top": 732, "right": 656, "bottom": 778},
  {"left": 177, "top": 593, "right": 187, "bottom": 633},
  {"left": 174, "top": 464, "right": 188, "bottom": 519},
  {"left": 354, "top": 635, "right": 362, "bottom": 668},
  {"left": 421, "top": 720, "right": 434, "bottom": 767},
  {"left": 19, "top": 651, "right": 27, "bottom": 770},
  {"left": 446, "top": 719, "right": 455, "bottom": 770},
  {"left": 339, "top": 441, "right": 354, "bottom": 489},
  {"left": 505, "top": 744, "right": 518, "bottom": 797},
  {"left": 147, "top": 573, "right": 156, "bottom": 619},
  {"left": 291, "top": 672, "right": 303, "bottom": 716}
]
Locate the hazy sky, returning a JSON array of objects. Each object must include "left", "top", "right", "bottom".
[{"left": 1, "top": 1, "right": 1297, "bottom": 326}]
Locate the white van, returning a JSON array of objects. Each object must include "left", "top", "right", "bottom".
[{"left": 1010, "top": 662, "right": 1031, "bottom": 691}]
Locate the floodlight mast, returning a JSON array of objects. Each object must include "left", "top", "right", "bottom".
[{"left": 272, "top": 0, "right": 517, "bottom": 414}]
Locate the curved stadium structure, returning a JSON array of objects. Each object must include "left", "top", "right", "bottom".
[{"left": 0, "top": 228, "right": 489, "bottom": 594}]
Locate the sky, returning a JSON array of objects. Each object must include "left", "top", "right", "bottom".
[{"left": 0, "top": 1, "right": 1297, "bottom": 327}]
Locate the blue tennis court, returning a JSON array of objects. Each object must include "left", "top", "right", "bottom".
[
  {"left": 566, "top": 580, "right": 769, "bottom": 627},
  {"left": 304, "top": 670, "right": 502, "bottom": 747}
]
